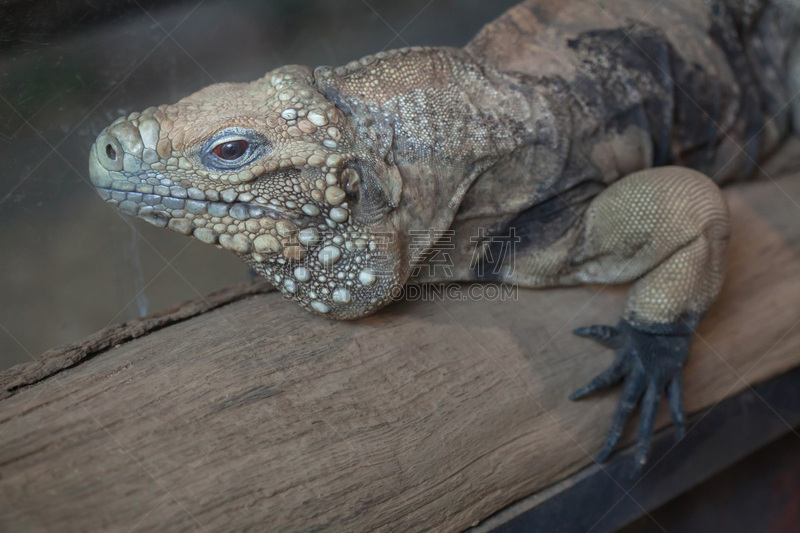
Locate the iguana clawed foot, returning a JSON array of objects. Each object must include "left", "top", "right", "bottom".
[{"left": 570, "top": 319, "right": 691, "bottom": 468}]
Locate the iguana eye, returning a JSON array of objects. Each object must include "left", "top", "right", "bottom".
[
  {"left": 199, "top": 128, "right": 269, "bottom": 171},
  {"left": 213, "top": 140, "right": 249, "bottom": 160}
]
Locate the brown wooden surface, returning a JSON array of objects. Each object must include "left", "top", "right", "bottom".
[{"left": 2, "top": 148, "right": 800, "bottom": 532}]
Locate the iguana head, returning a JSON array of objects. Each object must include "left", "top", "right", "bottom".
[{"left": 89, "top": 65, "right": 406, "bottom": 319}]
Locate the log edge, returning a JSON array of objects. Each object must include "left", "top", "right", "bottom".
[{"left": 0, "top": 280, "right": 274, "bottom": 400}]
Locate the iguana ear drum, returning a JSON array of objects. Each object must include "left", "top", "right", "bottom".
[
  {"left": 342, "top": 162, "right": 393, "bottom": 226},
  {"left": 343, "top": 167, "right": 360, "bottom": 198}
]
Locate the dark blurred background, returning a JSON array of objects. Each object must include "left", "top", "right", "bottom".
[{"left": 0, "top": 0, "right": 520, "bottom": 370}]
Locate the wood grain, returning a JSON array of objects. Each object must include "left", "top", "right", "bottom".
[{"left": 2, "top": 151, "right": 800, "bottom": 531}]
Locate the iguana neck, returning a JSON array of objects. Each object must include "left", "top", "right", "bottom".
[{"left": 314, "top": 46, "right": 539, "bottom": 245}]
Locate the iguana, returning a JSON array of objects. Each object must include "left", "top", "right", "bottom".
[{"left": 89, "top": 0, "right": 800, "bottom": 467}]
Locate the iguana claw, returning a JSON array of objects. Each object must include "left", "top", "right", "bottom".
[{"left": 570, "top": 319, "right": 690, "bottom": 468}]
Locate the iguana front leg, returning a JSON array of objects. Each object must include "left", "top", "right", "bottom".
[{"left": 562, "top": 166, "right": 730, "bottom": 466}]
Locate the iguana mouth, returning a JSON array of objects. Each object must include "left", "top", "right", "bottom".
[
  {"left": 95, "top": 183, "right": 291, "bottom": 225},
  {"left": 95, "top": 183, "right": 294, "bottom": 249}
]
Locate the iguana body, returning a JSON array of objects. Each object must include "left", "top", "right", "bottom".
[{"left": 89, "top": 0, "right": 800, "bottom": 466}]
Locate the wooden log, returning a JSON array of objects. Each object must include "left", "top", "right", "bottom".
[{"left": 2, "top": 146, "right": 800, "bottom": 531}]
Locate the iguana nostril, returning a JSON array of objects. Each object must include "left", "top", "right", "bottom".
[{"left": 93, "top": 133, "right": 123, "bottom": 172}]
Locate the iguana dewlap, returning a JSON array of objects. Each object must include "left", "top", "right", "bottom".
[{"left": 89, "top": 0, "right": 800, "bottom": 467}]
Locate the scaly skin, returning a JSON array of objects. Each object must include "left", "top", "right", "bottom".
[{"left": 89, "top": 0, "right": 799, "bottom": 466}]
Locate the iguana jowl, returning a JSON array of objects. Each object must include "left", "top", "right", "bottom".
[{"left": 89, "top": 0, "right": 800, "bottom": 466}]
